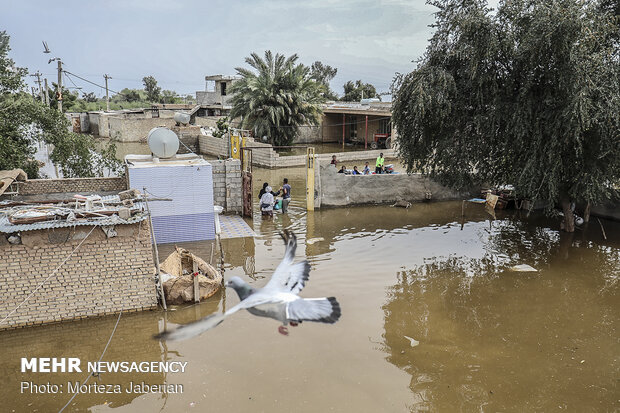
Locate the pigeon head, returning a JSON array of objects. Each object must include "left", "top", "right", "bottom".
[{"left": 225, "top": 276, "right": 254, "bottom": 300}]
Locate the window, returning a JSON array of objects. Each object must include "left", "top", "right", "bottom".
[
  {"left": 206, "top": 80, "right": 215, "bottom": 92},
  {"left": 221, "top": 82, "right": 227, "bottom": 96}
]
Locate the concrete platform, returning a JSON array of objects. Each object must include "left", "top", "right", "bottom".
[{"left": 219, "top": 215, "right": 256, "bottom": 239}]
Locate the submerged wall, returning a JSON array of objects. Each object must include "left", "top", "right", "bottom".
[
  {"left": 317, "top": 163, "right": 468, "bottom": 207},
  {"left": 0, "top": 222, "right": 157, "bottom": 330},
  {"left": 198, "top": 134, "right": 397, "bottom": 168}
]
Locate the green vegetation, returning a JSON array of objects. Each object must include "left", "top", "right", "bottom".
[
  {"left": 228, "top": 51, "right": 325, "bottom": 146},
  {"left": 310, "top": 61, "right": 338, "bottom": 100},
  {"left": 391, "top": 0, "right": 619, "bottom": 232},
  {"left": 142, "top": 75, "right": 161, "bottom": 102},
  {"left": 0, "top": 31, "right": 122, "bottom": 178},
  {"left": 212, "top": 118, "right": 229, "bottom": 138},
  {"left": 342, "top": 80, "right": 378, "bottom": 102}
]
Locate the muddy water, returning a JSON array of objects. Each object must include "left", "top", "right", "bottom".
[{"left": 1, "top": 166, "right": 619, "bottom": 412}]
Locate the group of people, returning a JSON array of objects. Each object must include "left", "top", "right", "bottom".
[
  {"left": 259, "top": 178, "right": 291, "bottom": 217},
  {"left": 331, "top": 153, "right": 386, "bottom": 175}
]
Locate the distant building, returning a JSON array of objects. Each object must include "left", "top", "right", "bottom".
[{"left": 195, "top": 75, "right": 241, "bottom": 116}]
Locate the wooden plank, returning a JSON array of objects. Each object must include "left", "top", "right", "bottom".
[{"left": 193, "top": 260, "right": 200, "bottom": 303}]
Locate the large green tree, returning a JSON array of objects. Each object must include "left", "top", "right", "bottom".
[
  {"left": 342, "top": 80, "right": 378, "bottom": 102},
  {"left": 142, "top": 75, "right": 161, "bottom": 102},
  {"left": 310, "top": 61, "right": 338, "bottom": 100},
  {"left": 228, "top": 51, "right": 325, "bottom": 146},
  {"left": 392, "top": 0, "right": 620, "bottom": 232},
  {"left": 0, "top": 31, "right": 121, "bottom": 178}
]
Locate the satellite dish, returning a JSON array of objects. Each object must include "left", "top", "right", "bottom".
[{"left": 147, "top": 127, "right": 179, "bottom": 158}]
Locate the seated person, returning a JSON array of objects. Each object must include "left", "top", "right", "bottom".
[
  {"left": 330, "top": 155, "right": 338, "bottom": 166},
  {"left": 352, "top": 166, "right": 361, "bottom": 175},
  {"left": 362, "top": 161, "right": 371, "bottom": 175},
  {"left": 338, "top": 165, "right": 346, "bottom": 173}
]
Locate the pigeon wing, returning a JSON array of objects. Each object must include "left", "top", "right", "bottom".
[
  {"left": 154, "top": 294, "right": 282, "bottom": 341},
  {"left": 263, "top": 232, "right": 311, "bottom": 294},
  {"left": 286, "top": 297, "right": 341, "bottom": 324}
]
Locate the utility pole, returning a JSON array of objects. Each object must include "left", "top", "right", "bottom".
[
  {"left": 104, "top": 74, "right": 112, "bottom": 111},
  {"left": 56, "top": 59, "right": 63, "bottom": 111},
  {"left": 44, "top": 78, "right": 50, "bottom": 106},
  {"left": 48, "top": 57, "right": 63, "bottom": 111},
  {"left": 30, "top": 71, "right": 43, "bottom": 103}
]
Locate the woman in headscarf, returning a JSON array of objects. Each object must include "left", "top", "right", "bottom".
[
  {"left": 258, "top": 182, "right": 280, "bottom": 200},
  {"left": 260, "top": 186, "right": 275, "bottom": 217}
]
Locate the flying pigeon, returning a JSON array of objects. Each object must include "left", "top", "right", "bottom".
[{"left": 155, "top": 231, "right": 341, "bottom": 341}]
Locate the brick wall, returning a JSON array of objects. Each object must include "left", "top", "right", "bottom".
[
  {"left": 211, "top": 159, "right": 242, "bottom": 214},
  {"left": 0, "top": 222, "right": 157, "bottom": 330},
  {"left": 17, "top": 177, "right": 127, "bottom": 195}
]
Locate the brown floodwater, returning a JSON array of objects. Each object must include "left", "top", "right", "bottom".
[{"left": 1, "top": 166, "right": 618, "bottom": 413}]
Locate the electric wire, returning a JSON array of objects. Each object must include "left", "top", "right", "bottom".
[{"left": 57, "top": 309, "right": 123, "bottom": 413}]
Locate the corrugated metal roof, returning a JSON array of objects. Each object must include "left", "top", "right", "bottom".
[{"left": 0, "top": 213, "right": 149, "bottom": 233}]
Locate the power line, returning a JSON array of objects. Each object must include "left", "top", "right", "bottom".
[
  {"left": 57, "top": 309, "right": 123, "bottom": 413},
  {"left": 63, "top": 70, "right": 125, "bottom": 96}
]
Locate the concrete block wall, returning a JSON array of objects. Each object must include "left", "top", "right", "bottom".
[
  {"left": 317, "top": 162, "right": 468, "bottom": 207},
  {"left": 17, "top": 177, "right": 127, "bottom": 195},
  {"left": 199, "top": 134, "right": 229, "bottom": 157},
  {"left": 0, "top": 222, "right": 157, "bottom": 330},
  {"left": 211, "top": 159, "right": 242, "bottom": 214},
  {"left": 197, "top": 133, "right": 397, "bottom": 168},
  {"left": 109, "top": 117, "right": 176, "bottom": 142}
]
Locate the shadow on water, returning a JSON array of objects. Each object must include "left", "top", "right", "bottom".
[{"left": 381, "top": 217, "right": 619, "bottom": 412}]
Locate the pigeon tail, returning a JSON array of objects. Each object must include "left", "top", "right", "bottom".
[{"left": 286, "top": 297, "right": 341, "bottom": 324}]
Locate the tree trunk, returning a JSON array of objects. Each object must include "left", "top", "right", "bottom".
[
  {"left": 560, "top": 198, "right": 575, "bottom": 233},
  {"left": 583, "top": 202, "right": 591, "bottom": 223}
]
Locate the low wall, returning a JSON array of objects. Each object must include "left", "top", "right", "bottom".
[
  {"left": 109, "top": 117, "right": 177, "bottom": 142},
  {"left": 198, "top": 134, "right": 398, "bottom": 168},
  {"left": 199, "top": 134, "right": 229, "bottom": 158},
  {"left": 0, "top": 222, "right": 157, "bottom": 330},
  {"left": 16, "top": 177, "right": 127, "bottom": 195},
  {"left": 211, "top": 159, "right": 242, "bottom": 214},
  {"left": 317, "top": 162, "right": 468, "bottom": 207}
]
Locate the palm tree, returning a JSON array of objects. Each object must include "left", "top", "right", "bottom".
[{"left": 228, "top": 51, "right": 325, "bottom": 146}]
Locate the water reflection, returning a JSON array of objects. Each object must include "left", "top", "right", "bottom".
[
  {"left": 0, "top": 312, "right": 164, "bottom": 411},
  {"left": 382, "top": 218, "right": 619, "bottom": 412}
]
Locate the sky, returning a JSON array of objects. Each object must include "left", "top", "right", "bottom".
[{"left": 2, "top": 0, "right": 499, "bottom": 100}]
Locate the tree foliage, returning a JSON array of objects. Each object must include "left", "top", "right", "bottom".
[
  {"left": 142, "top": 75, "right": 161, "bottom": 102},
  {"left": 160, "top": 89, "right": 178, "bottom": 104},
  {"left": 342, "top": 80, "right": 378, "bottom": 101},
  {"left": 82, "top": 91, "right": 97, "bottom": 103},
  {"left": 228, "top": 51, "right": 325, "bottom": 146},
  {"left": 310, "top": 61, "right": 338, "bottom": 100},
  {"left": 391, "top": 0, "right": 620, "bottom": 231},
  {"left": 0, "top": 31, "right": 122, "bottom": 178}
]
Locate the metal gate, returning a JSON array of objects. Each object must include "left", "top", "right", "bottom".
[{"left": 241, "top": 148, "right": 253, "bottom": 218}]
